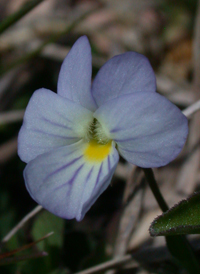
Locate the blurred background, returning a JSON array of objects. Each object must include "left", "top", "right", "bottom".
[{"left": 0, "top": 0, "right": 199, "bottom": 273}]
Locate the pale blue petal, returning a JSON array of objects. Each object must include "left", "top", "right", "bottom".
[
  {"left": 18, "top": 88, "right": 93, "bottom": 163},
  {"left": 24, "top": 140, "right": 119, "bottom": 221},
  {"left": 94, "top": 92, "right": 188, "bottom": 167},
  {"left": 57, "top": 36, "right": 97, "bottom": 111},
  {"left": 92, "top": 52, "right": 156, "bottom": 106}
]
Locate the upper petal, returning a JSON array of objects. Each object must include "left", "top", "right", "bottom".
[
  {"left": 24, "top": 140, "right": 119, "bottom": 221},
  {"left": 92, "top": 52, "right": 156, "bottom": 106},
  {"left": 94, "top": 92, "right": 188, "bottom": 168},
  {"left": 18, "top": 88, "right": 93, "bottom": 163},
  {"left": 57, "top": 36, "right": 97, "bottom": 111}
]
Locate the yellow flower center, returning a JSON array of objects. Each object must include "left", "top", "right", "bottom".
[{"left": 84, "top": 139, "right": 112, "bottom": 162}]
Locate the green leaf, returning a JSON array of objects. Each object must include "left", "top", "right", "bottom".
[
  {"left": 32, "top": 211, "right": 64, "bottom": 250},
  {"left": 166, "top": 236, "right": 200, "bottom": 273},
  {"left": 150, "top": 192, "right": 200, "bottom": 236},
  {"left": 22, "top": 211, "right": 65, "bottom": 274}
]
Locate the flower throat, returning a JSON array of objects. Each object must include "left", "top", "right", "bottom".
[
  {"left": 83, "top": 119, "right": 112, "bottom": 162},
  {"left": 86, "top": 118, "right": 110, "bottom": 145}
]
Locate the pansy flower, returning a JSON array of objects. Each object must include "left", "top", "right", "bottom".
[{"left": 18, "top": 36, "right": 188, "bottom": 221}]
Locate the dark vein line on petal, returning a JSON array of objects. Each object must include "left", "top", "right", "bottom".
[
  {"left": 41, "top": 117, "right": 72, "bottom": 130},
  {"left": 110, "top": 127, "right": 122, "bottom": 133},
  {"left": 115, "top": 137, "right": 136, "bottom": 143},
  {"left": 55, "top": 110, "right": 72, "bottom": 123},
  {"left": 54, "top": 164, "right": 84, "bottom": 192},
  {"left": 45, "top": 155, "right": 83, "bottom": 180},
  {"left": 78, "top": 167, "right": 94, "bottom": 208},
  {"left": 68, "top": 164, "right": 85, "bottom": 185},
  {"left": 95, "top": 163, "right": 103, "bottom": 187},
  {"left": 86, "top": 167, "right": 94, "bottom": 182},
  {"left": 107, "top": 155, "right": 111, "bottom": 172},
  {"left": 120, "top": 147, "right": 161, "bottom": 156},
  {"left": 81, "top": 168, "right": 114, "bottom": 218},
  {"left": 115, "top": 129, "right": 169, "bottom": 143},
  {"left": 30, "top": 129, "right": 77, "bottom": 139},
  {"left": 77, "top": 166, "right": 95, "bottom": 219}
]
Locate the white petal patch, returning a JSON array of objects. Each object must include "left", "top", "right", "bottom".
[
  {"left": 18, "top": 88, "right": 93, "bottom": 163},
  {"left": 24, "top": 140, "right": 119, "bottom": 221}
]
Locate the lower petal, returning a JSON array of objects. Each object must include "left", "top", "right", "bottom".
[{"left": 24, "top": 140, "right": 119, "bottom": 221}]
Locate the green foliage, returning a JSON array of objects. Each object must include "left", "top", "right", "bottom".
[
  {"left": 150, "top": 192, "right": 200, "bottom": 236},
  {"left": 32, "top": 210, "right": 64, "bottom": 250},
  {"left": 16, "top": 211, "right": 65, "bottom": 274},
  {"left": 166, "top": 236, "right": 200, "bottom": 274}
]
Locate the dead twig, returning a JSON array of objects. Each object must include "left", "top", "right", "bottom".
[
  {"left": 0, "top": 137, "right": 18, "bottom": 164},
  {"left": 2, "top": 205, "right": 43, "bottom": 243},
  {"left": 156, "top": 74, "right": 193, "bottom": 106},
  {"left": 74, "top": 255, "right": 135, "bottom": 274},
  {"left": 182, "top": 99, "right": 200, "bottom": 117},
  {"left": 176, "top": 0, "right": 200, "bottom": 195},
  {"left": 1, "top": 232, "right": 53, "bottom": 259},
  {"left": 113, "top": 168, "right": 145, "bottom": 258},
  {"left": 0, "top": 110, "right": 24, "bottom": 125}
]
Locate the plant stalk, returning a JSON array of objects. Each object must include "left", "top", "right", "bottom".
[{"left": 142, "top": 168, "right": 200, "bottom": 274}]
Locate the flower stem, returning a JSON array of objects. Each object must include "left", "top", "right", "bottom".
[
  {"left": 142, "top": 168, "right": 168, "bottom": 212},
  {"left": 142, "top": 168, "right": 200, "bottom": 274}
]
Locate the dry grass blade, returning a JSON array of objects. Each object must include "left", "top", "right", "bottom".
[
  {"left": 0, "top": 69, "right": 19, "bottom": 101},
  {"left": 0, "top": 137, "right": 18, "bottom": 164},
  {"left": 176, "top": 0, "right": 200, "bottom": 195},
  {"left": 74, "top": 255, "right": 136, "bottom": 274},
  {"left": 0, "top": 231, "right": 53, "bottom": 260},
  {"left": 2, "top": 205, "right": 43, "bottom": 243},
  {"left": 0, "top": 110, "right": 24, "bottom": 125},
  {"left": 182, "top": 99, "right": 200, "bottom": 117},
  {"left": 0, "top": 251, "right": 47, "bottom": 265},
  {"left": 113, "top": 168, "right": 145, "bottom": 258},
  {"left": 156, "top": 73, "right": 193, "bottom": 106}
]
